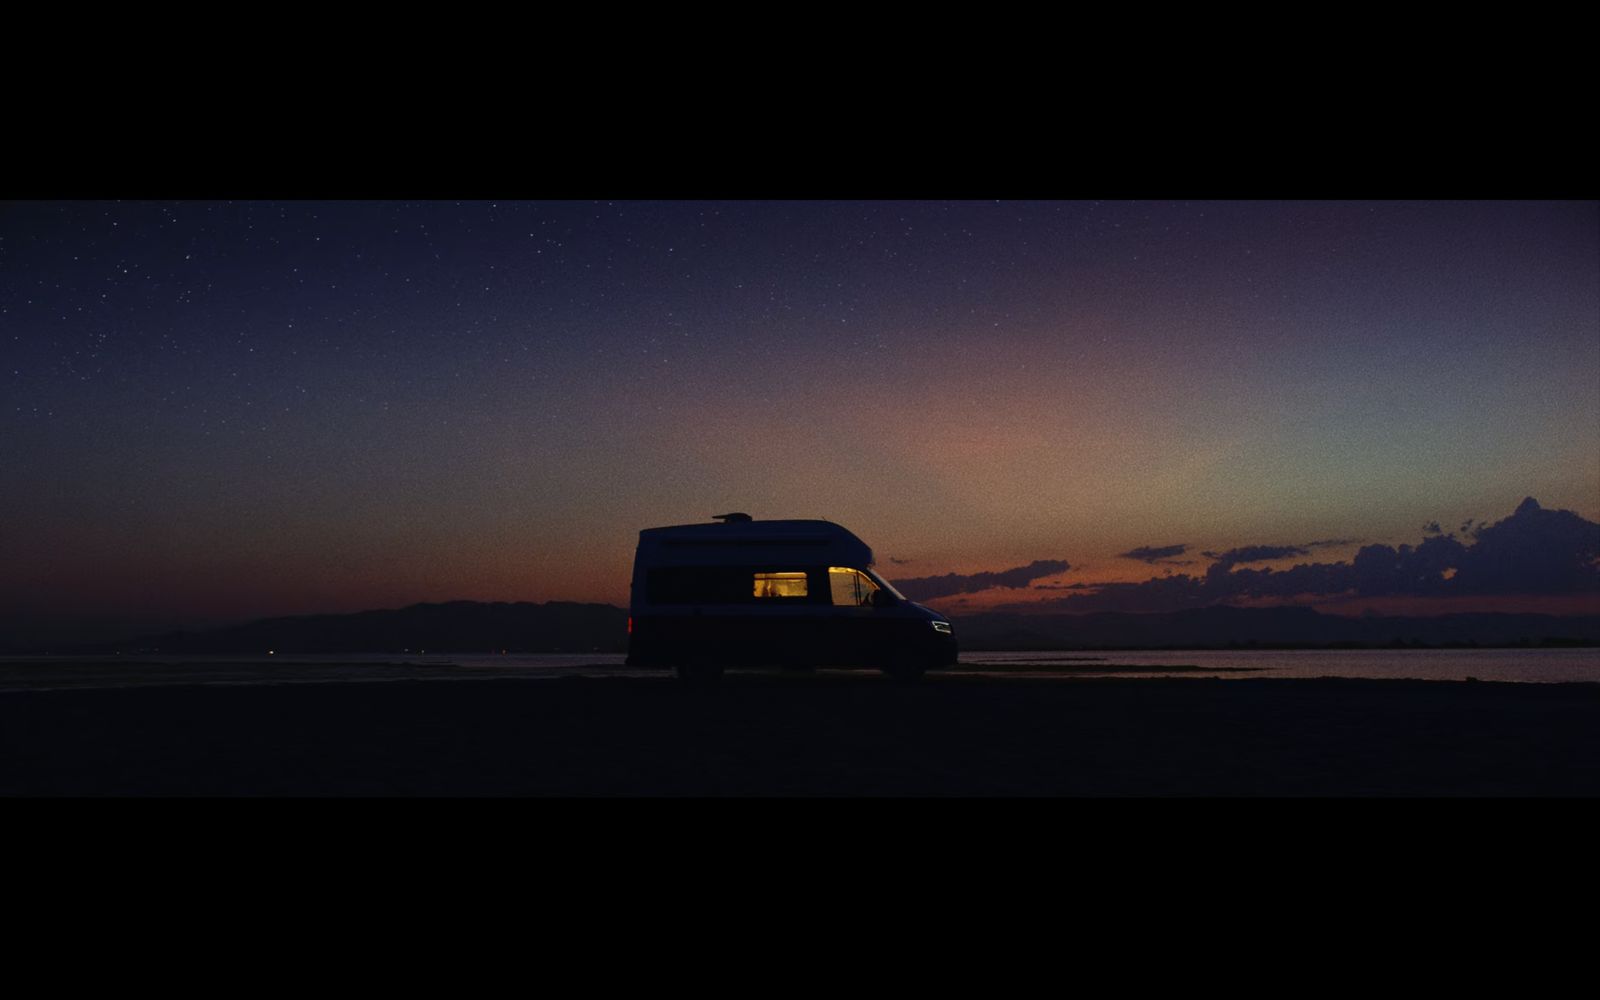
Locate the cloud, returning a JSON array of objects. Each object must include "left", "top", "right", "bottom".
[
  {"left": 1202, "top": 544, "right": 1311, "bottom": 568},
  {"left": 1014, "top": 497, "right": 1598, "bottom": 614},
  {"left": 1199, "top": 538, "right": 1356, "bottom": 567},
  {"left": 1119, "top": 544, "right": 1189, "bottom": 564},
  {"left": 1009, "top": 575, "right": 1212, "bottom": 614},
  {"left": 888, "top": 556, "right": 913, "bottom": 565},
  {"left": 892, "top": 559, "right": 1070, "bottom": 601},
  {"left": 1451, "top": 497, "right": 1600, "bottom": 594}
]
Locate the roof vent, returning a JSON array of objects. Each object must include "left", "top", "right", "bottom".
[{"left": 712, "top": 512, "right": 753, "bottom": 524}]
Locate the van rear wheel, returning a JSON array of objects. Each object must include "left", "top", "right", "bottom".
[{"left": 675, "top": 660, "right": 725, "bottom": 686}]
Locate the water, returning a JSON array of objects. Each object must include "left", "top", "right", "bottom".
[
  {"left": 957, "top": 647, "right": 1600, "bottom": 684},
  {"left": 0, "top": 647, "right": 1594, "bottom": 690}
]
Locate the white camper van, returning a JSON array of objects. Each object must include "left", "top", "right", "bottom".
[{"left": 625, "top": 514, "right": 957, "bottom": 683}]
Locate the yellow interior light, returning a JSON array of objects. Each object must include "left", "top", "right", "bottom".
[{"left": 753, "top": 571, "right": 808, "bottom": 597}]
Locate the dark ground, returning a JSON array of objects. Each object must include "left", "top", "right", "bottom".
[{"left": 3, "top": 672, "right": 1598, "bottom": 796}]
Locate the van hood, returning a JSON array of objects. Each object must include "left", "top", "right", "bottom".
[{"left": 907, "top": 601, "right": 950, "bottom": 621}]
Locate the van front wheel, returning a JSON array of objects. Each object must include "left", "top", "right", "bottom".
[
  {"left": 675, "top": 660, "right": 725, "bottom": 686},
  {"left": 879, "top": 657, "right": 928, "bottom": 683}
]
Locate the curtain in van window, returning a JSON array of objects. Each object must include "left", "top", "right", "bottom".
[{"left": 753, "top": 572, "right": 808, "bottom": 598}]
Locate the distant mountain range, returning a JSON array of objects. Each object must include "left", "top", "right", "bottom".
[
  {"left": 69, "top": 601, "right": 630, "bottom": 655},
  {"left": 14, "top": 600, "right": 1599, "bottom": 655}
]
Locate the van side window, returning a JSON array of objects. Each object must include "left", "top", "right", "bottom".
[
  {"left": 828, "top": 567, "right": 879, "bottom": 606},
  {"left": 647, "top": 567, "right": 815, "bottom": 604},
  {"left": 754, "top": 572, "right": 808, "bottom": 598}
]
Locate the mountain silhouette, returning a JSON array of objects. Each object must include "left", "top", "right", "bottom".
[{"left": 84, "top": 601, "right": 628, "bottom": 655}]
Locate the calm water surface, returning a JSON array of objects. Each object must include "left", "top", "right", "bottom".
[
  {"left": 1, "top": 647, "right": 1595, "bottom": 690},
  {"left": 957, "top": 647, "right": 1599, "bottom": 684}
]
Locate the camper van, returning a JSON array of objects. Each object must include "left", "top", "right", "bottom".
[{"left": 625, "top": 514, "right": 957, "bottom": 683}]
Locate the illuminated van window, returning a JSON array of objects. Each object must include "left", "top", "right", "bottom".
[
  {"left": 828, "top": 567, "right": 879, "bottom": 606},
  {"left": 754, "top": 572, "right": 808, "bottom": 598}
]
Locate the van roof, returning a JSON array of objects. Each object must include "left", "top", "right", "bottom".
[{"left": 636, "top": 518, "right": 873, "bottom": 568}]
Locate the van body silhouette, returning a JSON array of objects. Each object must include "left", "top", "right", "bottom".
[{"left": 625, "top": 515, "right": 957, "bottom": 682}]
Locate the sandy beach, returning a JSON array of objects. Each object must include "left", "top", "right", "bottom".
[{"left": 2, "top": 666, "right": 1596, "bottom": 795}]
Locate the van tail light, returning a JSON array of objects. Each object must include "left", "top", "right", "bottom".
[{"left": 627, "top": 616, "right": 632, "bottom": 635}]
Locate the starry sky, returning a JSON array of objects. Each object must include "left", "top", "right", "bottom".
[{"left": 3, "top": 200, "right": 1597, "bottom": 641}]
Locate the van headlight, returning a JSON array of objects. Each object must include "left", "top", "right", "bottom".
[{"left": 931, "top": 621, "right": 952, "bottom": 634}]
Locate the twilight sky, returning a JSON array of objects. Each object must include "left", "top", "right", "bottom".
[{"left": 3, "top": 200, "right": 1597, "bottom": 640}]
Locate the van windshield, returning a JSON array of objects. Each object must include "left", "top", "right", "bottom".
[
  {"left": 866, "top": 569, "right": 906, "bottom": 601},
  {"left": 829, "top": 567, "right": 906, "bottom": 606}
]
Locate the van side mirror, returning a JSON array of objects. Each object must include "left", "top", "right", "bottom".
[{"left": 870, "top": 589, "right": 896, "bottom": 609}]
